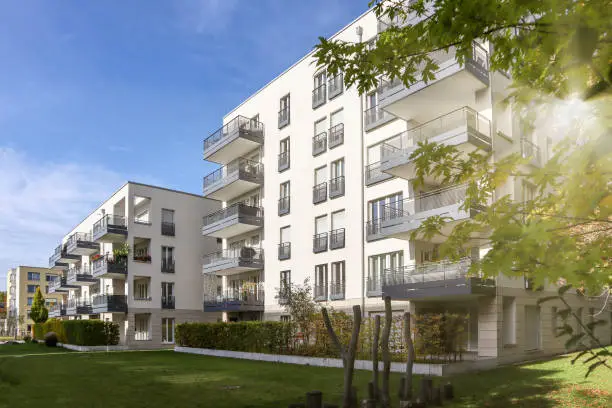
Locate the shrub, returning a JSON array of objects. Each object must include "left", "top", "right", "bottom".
[
  {"left": 23, "top": 335, "right": 32, "bottom": 343},
  {"left": 42, "top": 319, "right": 66, "bottom": 343},
  {"left": 63, "top": 320, "right": 119, "bottom": 346},
  {"left": 33, "top": 323, "right": 44, "bottom": 341},
  {"left": 44, "top": 332, "right": 58, "bottom": 347}
]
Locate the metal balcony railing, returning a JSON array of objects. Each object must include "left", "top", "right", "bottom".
[
  {"left": 329, "top": 282, "right": 345, "bottom": 300},
  {"left": 329, "top": 176, "right": 345, "bottom": 198},
  {"left": 313, "top": 182, "right": 327, "bottom": 204},
  {"left": 67, "top": 265, "right": 92, "bottom": 281},
  {"left": 329, "top": 228, "right": 345, "bottom": 250},
  {"left": 382, "top": 258, "right": 472, "bottom": 286},
  {"left": 520, "top": 139, "right": 542, "bottom": 166},
  {"left": 313, "top": 232, "right": 328, "bottom": 253},
  {"left": 161, "top": 222, "right": 175, "bottom": 236},
  {"left": 93, "top": 214, "right": 127, "bottom": 236},
  {"left": 202, "top": 247, "right": 264, "bottom": 267},
  {"left": 312, "top": 131, "right": 327, "bottom": 156},
  {"left": 203, "top": 203, "right": 263, "bottom": 227},
  {"left": 380, "top": 107, "right": 492, "bottom": 161},
  {"left": 203, "top": 115, "right": 264, "bottom": 153},
  {"left": 328, "top": 73, "right": 344, "bottom": 99},
  {"left": 92, "top": 255, "right": 128, "bottom": 277},
  {"left": 202, "top": 157, "right": 263, "bottom": 193},
  {"left": 278, "top": 107, "right": 290, "bottom": 128},
  {"left": 278, "top": 196, "right": 290, "bottom": 216},
  {"left": 278, "top": 243, "right": 291, "bottom": 260},
  {"left": 161, "top": 259, "right": 175, "bottom": 273},
  {"left": 365, "top": 161, "right": 393, "bottom": 185},
  {"left": 328, "top": 123, "right": 344, "bottom": 149},
  {"left": 278, "top": 151, "right": 290, "bottom": 171},
  {"left": 364, "top": 105, "right": 394, "bottom": 129},
  {"left": 92, "top": 294, "right": 128, "bottom": 312},
  {"left": 162, "top": 295, "right": 176, "bottom": 310},
  {"left": 204, "top": 289, "right": 265, "bottom": 306},
  {"left": 379, "top": 184, "right": 470, "bottom": 221},
  {"left": 314, "top": 284, "right": 328, "bottom": 301},
  {"left": 366, "top": 276, "right": 382, "bottom": 296},
  {"left": 67, "top": 232, "right": 93, "bottom": 247},
  {"left": 312, "top": 83, "right": 327, "bottom": 109}
]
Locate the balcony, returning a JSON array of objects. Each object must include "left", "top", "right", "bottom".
[
  {"left": 328, "top": 124, "right": 344, "bottom": 149},
  {"left": 202, "top": 158, "right": 263, "bottom": 201},
  {"left": 67, "top": 265, "right": 97, "bottom": 286},
  {"left": 278, "top": 243, "right": 291, "bottom": 260},
  {"left": 92, "top": 294, "right": 128, "bottom": 313},
  {"left": 203, "top": 289, "right": 264, "bottom": 312},
  {"left": 312, "top": 131, "right": 327, "bottom": 156},
  {"left": 313, "top": 233, "right": 328, "bottom": 254},
  {"left": 329, "top": 228, "right": 345, "bottom": 250},
  {"left": 48, "top": 277, "right": 70, "bottom": 293},
  {"left": 380, "top": 184, "right": 485, "bottom": 242},
  {"left": 381, "top": 258, "right": 495, "bottom": 300},
  {"left": 365, "top": 105, "right": 395, "bottom": 131},
  {"left": 49, "top": 244, "right": 80, "bottom": 269},
  {"left": 66, "top": 232, "right": 99, "bottom": 256},
  {"left": 521, "top": 139, "right": 542, "bottom": 167},
  {"left": 366, "top": 218, "right": 385, "bottom": 242},
  {"left": 329, "top": 176, "right": 345, "bottom": 199},
  {"left": 328, "top": 74, "right": 344, "bottom": 99},
  {"left": 379, "top": 43, "right": 489, "bottom": 122},
  {"left": 329, "top": 282, "right": 345, "bottom": 300},
  {"left": 278, "top": 107, "right": 290, "bottom": 129},
  {"left": 380, "top": 107, "right": 492, "bottom": 183},
  {"left": 314, "top": 284, "right": 327, "bottom": 302},
  {"left": 312, "top": 83, "right": 326, "bottom": 109},
  {"left": 162, "top": 295, "right": 175, "bottom": 310},
  {"left": 202, "top": 247, "right": 264, "bottom": 276},
  {"left": 203, "top": 115, "right": 264, "bottom": 164},
  {"left": 161, "top": 222, "right": 175, "bottom": 237},
  {"left": 278, "top": 196, "right": 290, "bottom": 216},
  {"left": 278, "top": 151, "right": 290, "bottom": 172},
  {"left": 365, "top": 162, "right": 394, "bottom": 186},
  {"left": 49, "top": 304, "right": 66, "bottom": 318},
  {"left": 91, "top": 255, "right": 128, "bottom": 279},
  {"left": 92, "top": 215, "right": 127, "bottom": 243},
  {"left": 66, "top": 299, "right": 93, "bottom": 316},
  {"left": 202, "top": 203, "right": 263, "bottom": 239},
  {"left": 313, "top": 182, "right": 327, "bottom": 204}
]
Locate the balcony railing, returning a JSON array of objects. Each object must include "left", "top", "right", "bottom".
[
  {"left": 329, "top": 282, "right": 345, "bottom": 300},
  {"left": 312, "top": 131, "right": 327, "bottom": 156},
  {"left": 365, "top": 162, "right": 394, "bottom": 185},
  {"left": 204, "top": 203, "right": 263, "bottom": 229},
  {"left": 313, "top": 232, "right": 328, "bottom": 253},
  {"left": 92, "top": 294, "right": 128, "bottom": 313},
  {"left": 520, "top": 139, "right": 542, "bottom": 166},
  {"left": 313, "top": 182, "right": 327, "bottom": 204},
  {"left": 380, "top": 107, "right": 491, "bottom": 161},
  {"left": 329, "top": 176, "right": 345, "bottom": 199},
  {"left": 278, "top": 107, "right": 290, "bottom": 129},
  {"left": 91, "top": 255, "right": 128, "bottom": 278},
  {"left": 366, "top": 276, "right": 382, "bottom": 297},
  {"left": 314, "top": 284, "right": 328, "bottom": 302},
  {"left": 66, "top": 265, "right": 95, "bottom": 282},
  {"left": 66, "top": 232, "right": 99, "bottom": 255},
  {"left": 278, "top": 151, "right": 290, "bottom": 172},
  {"left": 202, "top": 157, "right": 263, "bottom": 194},
  {"left": 328, "top": 123, "right": 344, "bottom": 149},
  {"left": 366, "top": 219, "right": 384, "bottom": 240},
  {"left": 329, "top": 228, "right": 345, "bottom": 250},
  {"left": 161, "top": 259, "right": 175, "bottom": 273},
  {"left": 92, "top": 214, "right": 127, "bottom": 241},
  {"left": 161, "top": 222, "right": 175, "bottom": 237},
  {"left": 162, "top": 295, "right": 176, "bottom": 310},
  {"left": 312, "top": 83, "right": 327, "bottom": 109},
  {"left": 364, "top": 105, "right": 394, "bottom": 130},
  {"left": 203, "top": 115, "right": 264, "bottom": 155},
  {"left": 380, "top": 184, "right": 470, "bottom": 221},
  {"left": 203, "top": 289, "right": 265, "bottom": 311},
  {"left": 278, "top": 196, "right": 290, "bottom": 216},
  {"left": 328, "top": 73, "right": 344, "bottom": 99},
  {"left": 382, "top": 258, "right": 472, "bottom": 287},
  {"left": 202, "top": 247, "right": 264, "bottom": 268},
  {"left": 278, "top": 243, "right": 291, "bottom": 260}
]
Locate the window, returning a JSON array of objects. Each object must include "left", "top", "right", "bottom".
[
  {"left": 162, "top": 282, "right": 175, "bottom": 309},
  {"left": 331, "top": 210, "right": 345, "bottom": 230},
  {"left": 161, "top": 209, "right": 175, "bottom": 236},
  {"left": 27, "top": 272, "right": 40, "bottom": 281},
  {"left": 135, "top": 314, "right": 151, "bottom": 341},
  {"left": 279, "top": 94, "right": 290, "bottom": 127},
  {"left": 27, "top": 297, "right": 33, "bottom": 306},
  {"left": 331, "top": 261, "right": 345, "bottom": 299},
  {"left": 135, "top": 280, "right": 149, "bottom": 300},
  {"left": 368, "top": 251, "right": 403, "bottom": 295},
  {"left": 503, "top": 297, "right": 516, "bottom": 345},
  {"left": 161, "top": 246, "right": 175, "bottom": 273},
  {"left": 279, "top": 137, "right": 290, "bottom": 171},
  {"left": 161, "top": 318, "right": 175, "bottom": 343},
  {"left": 280, "top": 226, "right": 291, "bottom": 243},
  {"left": 280, "top": 94, "right": 290, "bottom": 112},
  {"left": 46, "top": 274, "right": 57, "bottom": 282},
  {"left": 314, "top": 166, "right": 327, "bottom": 185},
  {"left": 314, "top": 264, "right": 328, "bottom": 300},
  {"left": 27, "top": 285, "right": 38, "bottom": 294},
  {"left": 369, "top": 192, "right": 404, "bottom": 222},
  {"left": 315, "top": 117, "right": 327, "bottom": 136},
  {"left": 367, "top": 92, "right": 377, "bottom": 109},
  {"left": 280, "top": 181, "right": 290, "bottom": 198},
  {"left": 45, "top": 285, "right": 49, "bottom": 294},
  {"left": 314, "top": 71, "right": 326, "bottom": 89},
  {"left": 525, "top": 305, "right": 541, "bottom": 350},
  {"left": 330, "top": 109, "right": 344, "bottom": 128},
  {"left": 523, "top": 181, "right": 536, "bottom": 203},
  {"left": 331, "top": 158, "right": 345, "bottom": 179},
  {"left": 280, "top": 315, "right": 291, "bottom": 322},
  {"left": 280, "top": 270, "right": 291, "bottom": 290},
  {"left": 315, "top": 215, "right": 328, "bottom": 235}
]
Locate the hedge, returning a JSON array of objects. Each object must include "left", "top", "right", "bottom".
[{"left": 33, "top": 319, "right": 119, "bottom": 346}]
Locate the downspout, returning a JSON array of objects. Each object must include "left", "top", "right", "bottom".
[{"left": 356, "top": 25, "right": 366, "bottom": 317}]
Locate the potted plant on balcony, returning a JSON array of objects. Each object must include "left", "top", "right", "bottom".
[
  {"left": 91, "top": 253, "right": 102, "bottom": 262},
  {"left": 110, "top": 243, "right": 130, "bottom": 265}
]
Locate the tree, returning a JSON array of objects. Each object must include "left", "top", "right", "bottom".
[
  {"left": 29, "top": 287, "right": 48, "bottom": 324},
  {"left": 314, "top": 0, "right": 611, "bottom": 293},
  {"left": 277, "top": 278, "right": 319, "bottom": 341}
]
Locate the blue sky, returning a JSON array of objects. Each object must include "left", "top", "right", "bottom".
[{"left": 0, "top": 0, "right": 368, "bottom": 290}]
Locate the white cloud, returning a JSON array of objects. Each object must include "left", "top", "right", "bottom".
[
  {"left": 0, "top": 148, "right": 131, "bottom": 289},
  {"left": 175, "top": 0, "right": 238, "bottom": 34}
]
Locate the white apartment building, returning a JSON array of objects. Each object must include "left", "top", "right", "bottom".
[
  {"left": 47, "top": 182, "right": 220, "bottom": 347},
  {"left": 201, "top": 8, "right": 610, "bottom": 362}
]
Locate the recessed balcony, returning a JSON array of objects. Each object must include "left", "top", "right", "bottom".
[
  {"left": 202, "top": 158, "right": 263, "bottom": 201},
  {"left": 66, "top": 232, "right": 100, "bottom": 256},
  {"left": 379, "top": 43, "right": 490, "bottom": 122},
  {"left": 91, "top": 255, "right": 128, "bottom": 279},
  {"left": 202, "top": 203, "right": 263, "bottom": 239},
  {"left": 203, "top": 289, "right": 264, "bottom": 312},
  {"left": 92, "top": 215, "right": 127, "bottom": 243},
  {"left": 92, "top": 294, "right": 128, "bottom": 314},
  {"left": 203, "top": 115, "right": 264, "bottom": 164},
  {"left": 381, "top": 258, "right": 496, "bottom": 300},
  {"left": 67, "top": 265, "right": 97, "bottom": 286},
  {"left": 202, "top": 247, "right": 264, "bottom": 276},
  {"left": 380, "top": 107, "right": 492, "bottom": 183}
]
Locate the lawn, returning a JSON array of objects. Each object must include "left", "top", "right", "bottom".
[{"left": 0, "top": 344, "right": 609, "bottom": 408}]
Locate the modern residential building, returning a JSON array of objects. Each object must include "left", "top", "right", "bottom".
[
  {"left": 47, "top": 181, "right": 220, "bottom": 348},
  {"left": 202, "top": 8, "right": 610, "bottom": 362},
  {"left": 5, "top": 266, "right": 63, "bottom": 335}
]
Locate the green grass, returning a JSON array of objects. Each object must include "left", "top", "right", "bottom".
[
  {"left": 0, "top": 342, "right": 70, "bottom": 356},
  {"left": 0, "top": 345, "right": 609, "bottom": 408}
]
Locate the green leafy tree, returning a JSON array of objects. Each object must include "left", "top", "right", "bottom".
[
  {"left": 29, "top": 287, "right": 48, "bottom": 324},
  {"left": 277, "top": 278, "right": 320, "bottom": 342},
  {"left": 314, "top": 0, "right": 611, "bottom": 292}
]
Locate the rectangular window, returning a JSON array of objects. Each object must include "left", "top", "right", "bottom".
[
  {"left": 315, "top": 215, "right": 328, "bottom": 235},
  {"left": 27, "top": 285, "right": 38, "bottom": 294},
  {"left": 279, "top": 137, "right": 290, "bottom": 171},
  {"left": 280, "top": 94, "right": 290, "bottom": 111},
  {"left": 134, "top": 314, "right": 151, "bottom": 341},
  {"left": 280, "top": 270, "right": 291, "bottom": 290},
  {"left": 280, "top": 226, "right": 291, "bottom": 243},
  {"left": 330, "top": 109, "right": 344, "bottom": 128},
  {"left": 314, "top": 166, "right": 327, "bottom": 185},
  {"left": 27, "top": 297, "right": 33, "bottom": 306},
  {"left": 367, "top": 92, "right": 377, "bottom": 109},
  {"left": 281, "top": 315, "right": 291, "bottom": 322},
  {"left": 503, "top": 297, "right": 516, "bottom": 345},
  {"left": 161, "top": 246, "right": 175, "bottom": 273},
  {"left": 135, "top": 281, "right": 149, "bottom": 300},
  {"left": 314, "top": 117, "right": 327, "bottom": 136},
  {"left": 314, "top": 71, "right": 326, "bottom": 89},
  {"left": 314, "top": 264, "right": 328, "bottom": 300},
  {"left": 525, "top": 305, "right": 541, "bottom": 350},
  {"left": 162, "top": 208, "right": 174, "bottom": 223},
  {"left": 45, "top": 285, "right": 49, "bottom": 294},
  {"left": 331, "top": 210, "right": 345, "bottom": 230},
  {"left": 161, "top": 318, "right": 175, "bottom": 344},
  {"left": 368, "top": 192, "right": 404, "bottom": 221},
  {"left": 331, "top": 158, "right": 345, "bottom": 179},
  {"left": 280, "top": 137, "right": 290, "bottom": 153},
  {"left": 161, "top": 209, "right": 175, "bottom": 236},
  {"left": 331, "top": 261, "right": 345, "bottom": 287},
  {"left": 280, "top": 181, "right": 290, "bottom": 198},
  {"left": 162, "top": 282, "right": 175, "bottom": 309},
  {"left": 46, "top": 274, "right": 57, "bottom": 282},
  {"left": 27, "top": 272, "right": 40, "bottom": 281},
  {"left": 368, "top": 251, "right": 404, "bottom": 294}
]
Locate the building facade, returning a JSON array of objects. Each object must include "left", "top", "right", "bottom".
[
  {"left": 47, "top": 181, "right": 220, "bottom": 348},
  {"left": 201, "top": 8, "right": 610, "bottom": 362},
  {"left": 5, "top": 266, "right": 63, "bottom": 335}
]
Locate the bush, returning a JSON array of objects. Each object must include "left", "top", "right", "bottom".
[
  {"left": 23, "top": 335, "right": 32, "bottom": 343},
  {"left": 63, "top": 320, "right": 119, "bottom": 346},
  {"left": 44, "top": 332, "right": 58, "bottom": 347},
  {"left": 42, "top": 319, "right": 67, "bottom": 343},
  {"left": 33, "top": 323, "right": 44, "bottom": 341}
]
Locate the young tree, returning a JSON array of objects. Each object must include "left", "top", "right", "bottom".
[
  {"left": 277, "top": 278, "right": 319, "bottom": 341},
  {"left": 29, "top": 287, "right": 48, "bottom": 324},
  {"left": 314, "top": 0, "right": 611, "bottom": 293}
]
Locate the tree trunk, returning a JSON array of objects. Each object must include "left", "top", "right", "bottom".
[
  {"left": 370, "top": 315, "right": 381, "bottom": 401},
  {"left": 401, "top": 312, "right": 415, "bottom": 401},
  {"left": 381, "top": 296, "right": 392, "bottom": 408}
]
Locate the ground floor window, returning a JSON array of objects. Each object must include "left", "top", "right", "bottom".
[
  {"left": 134, "top": 314, "right": 151, "bottom": 341},
  {"left": 161, "top": 318, "right": 175, "bottom": 343}
]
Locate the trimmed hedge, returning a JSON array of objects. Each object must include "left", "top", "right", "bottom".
[{"left": 33, "top": 319, "right": 119, "bottom": 346}]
